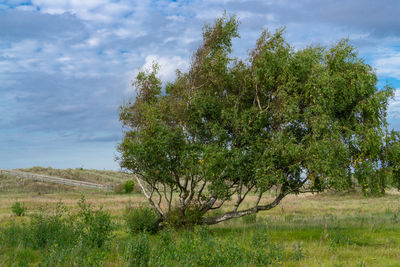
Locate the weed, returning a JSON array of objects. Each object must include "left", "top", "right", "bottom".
[
  {"left": 11, "top": 201, "right": 26, "bottom": 216},
  {"left": 329, "top": 229, "right": 354, "bottom": 247},
  {"left": 77, "top": 196, "right": 113, "bottom": 248},
  {"left": 251, "top": 229, "right": 283, "bottom": 265},
  {"left": 29, "top": 204, "right": 77, "bottom": 248},
  {"left": 242, "top": 213, "right": 257, "bottom": 224},
  {"left": 40, "top": 244, "right": 105, "bottom": 267},
  {"left": 291, "top": 242, "right": 305, "bottom": 261},
  {"left": 125, "top": 232, "right": 150, "bottom": 267}
]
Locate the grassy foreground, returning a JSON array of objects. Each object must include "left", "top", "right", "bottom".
[{"left": 1, "top": 169, "right": 400, "bottom": 266}]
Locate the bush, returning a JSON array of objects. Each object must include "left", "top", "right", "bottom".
[
  {"left": 124, "top": 180, "right": 135, "bottom": 194},
  {"left": 114, "top": 180, "right": 136, "bottom": 194},
  {"left": 1, "top": 197, "right": 113, "bottom": 253},
  {"left": 124, "top": 205, "right": 158, "bottom": 234},
  {"left": 29, "top": 204, "right": 77, "bottom": 248},
  {"left": 11, "top": 201, "right": 26, "bottom": 216},
  {"left": 164, "top": 205, "right": 203, "bottom": 229},
  {"left": 77, "top": 196, "right": 113, "bottom": 248}
]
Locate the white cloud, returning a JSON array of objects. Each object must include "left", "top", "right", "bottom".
[
  {"left": 124, "top": 55, "right": 189, "bottom": 96},
  {"left": 375, "top": 52, "right": 400, "bottom": 79},
  {"left": 31, "top": 0, "right": 108, "bottom": 13},
  {"left": 30, "top": 0, "right": 134, "bottom": 23},
  {"left": 87, "top": 37, "right": 100, "bottom": 47},
  {"left": 143, "top": 54, "right": 189, "bottom": 82},
  {"left": 15, "top": 5, "right": 36, "bottom": 11},
  {"left": 3, "top": 0, "right": 400, "bottom": 169},
  {"left": 388, "top": 89, "right": 400, "bottom": 119}
]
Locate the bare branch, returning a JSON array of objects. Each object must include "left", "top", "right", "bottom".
[
  {"left": 233, "top": 183, "right": 254, "bottom": 212},
  {"left": 210, "top": 200, "right": 226, "bottom": 210},
  {"left": 196, "top": 180, "right": 207, "bottom": 204},
  {"left": 204, "top": 188, "right": 289, "bottom": 225},
  {"left": 255, "top": 84, "right": 262, "bottom": 110},
  {"left": 134, "top": 175, "right": 164, "bottom": 216}
]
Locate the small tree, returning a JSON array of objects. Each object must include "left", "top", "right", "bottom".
[
  {"left": 118, "top": 15, "right": 398, "bottom": 226},
  {"left": 124, "top": 180, "right": 135, "bottom": 194}
]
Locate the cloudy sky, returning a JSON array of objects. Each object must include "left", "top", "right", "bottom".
[{"left": 1, "top": 0, "right": 400, "bottom": 170}]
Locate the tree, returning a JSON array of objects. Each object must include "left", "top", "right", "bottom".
[{"left": 118, "top": 15, "right": 398, "bottom": 227}]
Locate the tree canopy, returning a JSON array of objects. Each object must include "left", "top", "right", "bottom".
[{"left": 118, "top": 15, "right": 400, "bottom": 226}]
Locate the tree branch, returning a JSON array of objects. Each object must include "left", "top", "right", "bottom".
[
  {"left": 203, "top": 190, "right": 287, "bottom": 225},
  {"left": 134, "top": 175, "right": 164, "bottom": 216}
]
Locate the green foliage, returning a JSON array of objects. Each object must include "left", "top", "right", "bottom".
[
  {"left": 329, "top": 229, "right": 355, "bottom": 247},
  {"left": 242, "top": 214, "right": 257, "bottom": 224},
  {"left": 251, "top": 229, "right": 283, "bottom": 265},
  {"left": 124, "top": 205, "right": 159, "bottom": 234},
  {"left": 118, "top": 14, "right": 399, "bottom": 224},
  {"left": 0, "top": 197, "right": 112, "bottom": 252},
  {"left": 164, "top": 204, "right": 203, "bottom": 229},
  {"left": 124, "top": 180, "right": 135, "bottom": 194},
  {"left": 125, "top": 232, "right": 151, "bottom": 267},
  {"left": 2, "top": 192, "right": 400, "bottom": 265},
  {"left": 77, "top": 196, "right": 113, "bottom": 248},
  {"left": 146, "top": 226, "right": 283, "bottom": 266},
  {"left": 29, "top": 204, "right": 77, "bottom": 249},
  {"left": 11, "top": 201, "right": 26, "bottom": 216},
  {"left": 40, "top": 244, "right": 105, "bottom": 267},
  {"left": 291, "top": 242, "right": 305, "bottom": 261},
  {"left": 0, "top": 224, "right": 31, "bottom": 247}
]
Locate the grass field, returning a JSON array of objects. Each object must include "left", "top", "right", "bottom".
[{"left": 1, "top": 168, "right": 400, "bottom": 266}]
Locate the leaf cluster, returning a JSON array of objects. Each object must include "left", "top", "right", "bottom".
[{"left": 118, "top": 14, "right": 398, "bottom": 225}]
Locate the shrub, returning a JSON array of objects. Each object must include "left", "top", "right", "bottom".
[
  {"left": 29, "top": 205, "right": 77, "bottom": 248},
  {"left": 124, "top": 180, "right": 135, "bottom": 194},
  {"left": 124, "top": 205, "right": 158, "bottom": 234},
  {"left": 164, "top": 205, "right": 203, "bottom": 229},
  {"left": 11, "top": 201, "right": 26, "bottom": 216},
  {"left": 114, "top": 180, "right": 136, "bottom": 194},
  {"left": 1, "top": 197, "right": 113, "bottom": 252},
  {"left": 77, "top": 196, "right": 113, "bottom": 248}
]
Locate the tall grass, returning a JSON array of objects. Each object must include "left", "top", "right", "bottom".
[
  {"left": 1, "top": 191, "right": 400, "bottom": 266},
  {"left": 0, "top": 198, "right": 113, "bottom": 266}
]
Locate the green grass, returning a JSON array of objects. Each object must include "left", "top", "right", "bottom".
[{"left": 1, "top": 169, "right": 400, "bottom": 266}]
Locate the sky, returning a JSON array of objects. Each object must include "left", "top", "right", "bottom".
[{"left": 1, "top": 0, "right": 400, "bottom": 170}]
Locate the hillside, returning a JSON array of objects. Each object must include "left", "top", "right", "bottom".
[
  {"left": 0, "top": 167, "right": 137, "bottom": 194},
  {"left": 16, "top": 167, "right": 133, "bottom": 186}
]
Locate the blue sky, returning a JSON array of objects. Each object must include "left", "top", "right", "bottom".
[{"left": 1, "top": 0, "right": 400, "bottom": 170}]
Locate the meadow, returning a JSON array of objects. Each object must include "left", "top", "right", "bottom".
[{"left": 1, "top": 168, "right": 400, "bottom": 266}]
